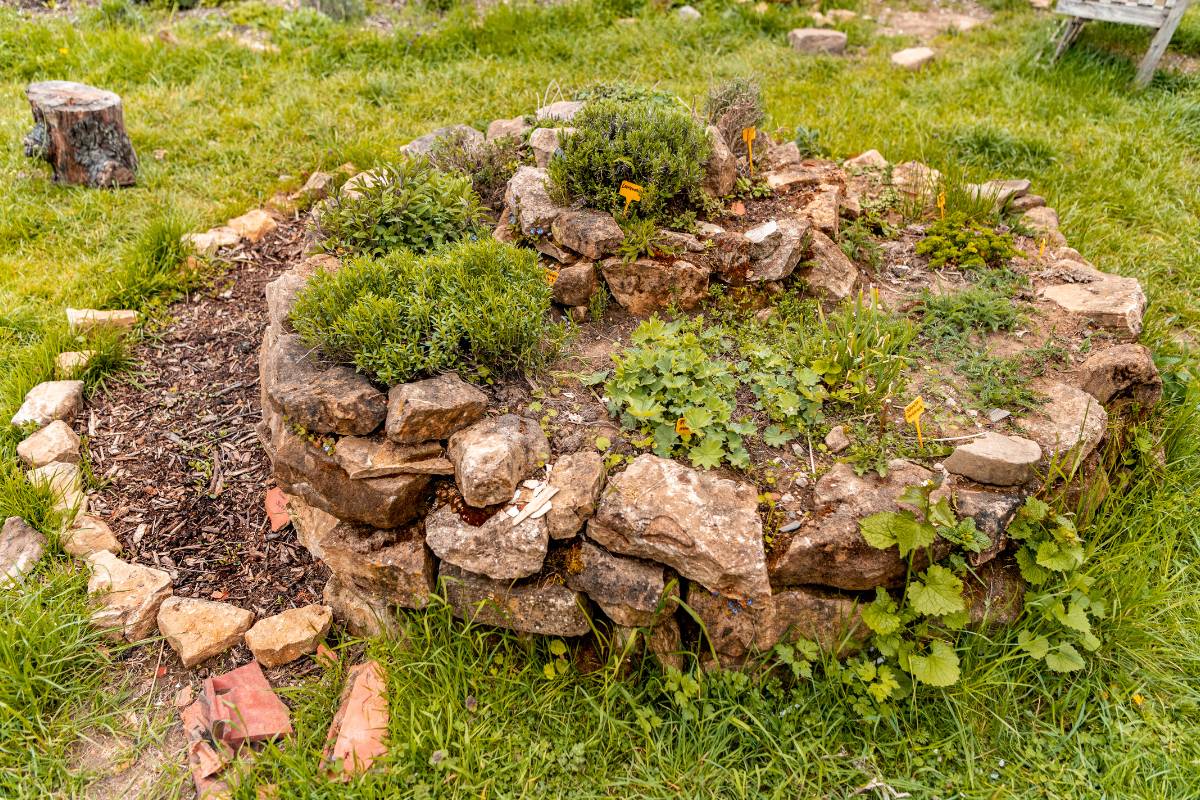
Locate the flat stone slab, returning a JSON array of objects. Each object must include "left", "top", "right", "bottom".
[
  {"left": 944, "top": 432, "right": 1041, "bottom": 487},
  {"left": 87, "top": 550, "right": 173, "bottom": 642},
  {"left": 1019, "top": 382, "right": 1107, "bottom": 463},
  {"left": 63, "top": 514, "right": 122, "bottom": 558},
  {"left": 425, "top": 504, "right": 548, "bottom": 581},
  {"left": 1040, "top": 276, "right": 1146, "bottom": 339},
  {"left": 892, "top": 46, "right": 935, "bottom": 70},
  {"left": 565, "top": 540, "right": 675, "bottom": 627},
  {"left": 245, "top": 604, "right": 332, "bottom": 667},
  {"left": 66, "top": 307, "right": 137, "bottom": 333},
  {"left": 11, "top": 380, "right": 83, "bottom": 428},
  {"left": 788, "top": 28, "right": 848, "bottom": 54},
  {"left": 0, "top": 516, "right": 45, "bottom": 587},
  {"left": 385, "top": 373, "right": 487, "bottom": 445},
  {"left": 157, "top": 597, "right": 254, "bottom": 668}
]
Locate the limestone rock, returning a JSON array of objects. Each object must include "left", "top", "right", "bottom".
[
  {"left": 286, "top": 494, "right": 339, "bottom": 560},
  {"left": 308, "top": 519, "right": 436, "bottom": 609},
  {"left": 552, "top": 262, "right": 597, "bottom": 307},
  {"left": 440, "top": 563, "right": 591, "bottom": 637},
  {"left": 744, "top": 218, "right": 810, "bottom": 282},
  {"left": 448, "top": 414, "right": 550, "bottom": 508},
  {"left": 763, "top": 141, "right": 801, "bottom": 171},
  {"left": 87, "top": 550, "right": 172, "bottom": 641},
  {"left": 803, "top": 229, "right": 859, "bottom": 300},
  {"left": 824, "top": 425, "right": 850, "bottom": 454},
  {"left": 771, "top": 460, "right": 948, "bottom": 590},
  {"left": 934, "top": 476, "right": 1023, "bottom": 567},
  {"left": 545, "top": 451, "right": 606, "bottom": 539},
  {"left": 0, "top": 516, "right": 45, "bottom": 587},
  {"left": 600, "top": 258, "right": 710, "bottom": 315},
  {"left": 11, "top": 380, "right": 84, "bottom": 428},
  {"left": 702, "top": 125, "right": 737, "bottom": 197},
  {"left": 676, "top": 4, "right": 700, "bottom": 20},
  {"left": 333, "top": 437, "right": 448, "bottom": 479},
  {"left": 157, "top": 597, "right": 254, "bottom": 668},
  {"left": 1039, "top": 275, "right": 1146, "bottom": 338},
  {"left": 385, "top": 373, "right": 487, "bottom": 444},
  {"left": 963, "top": 560, "right": 1025, "bottom": 628},
  {"left": 487, "top": 116, "right": 532, "bottom": 141},
  {"left": 261, "top": 330, "right": 386, "bottom": 436},
  {"left": 245, "top": 604, "right": 333, "bottom": 668},
  {"left": 226, "top": 209, "right": 277, "bottom": 243},
  {"left": 944, "top": 432, "right": 1041, "bottom": 486},
  {"left": 401, "top": 124, "right": 482, "bottom": 157},
  {"left": 261, "top": 403, "right": 431, "bottom": 528},
  {"left": 504, "top": 166, "right": 567, "bottom": 236},
  {"left": 552, "top": 209, "right": 624, "bottom": 260},
  {"left": 892, "top": 160, "right": 941, "bottom": 201},
  {"left": 66, "top": 307, "right": 138, "bottom": 334},
  {"left": 589, "top": 454, "right": 771, "bottom": 600},
  {"left": 566, "top": 541, "right": 675, "bottom": 627},
  {"left": 788, "top": 28, "right": 848, "bottom": 55},
  {"left": 27, "top": 461, "right": 86, "bottom": 519},
  {"left": 17, "top": 419, "right": 80, "bottom": 467},
  {"left": 1019, "top": 382, "right": 1107, "bottom": 463},
  {"left": 323, "top": 575, "right": 399, "bottom": 638},
  {"left": 264, "top": 270, "right": 306, "bottom": 334},
  {"left": 425, "top": 504, "right": 548, "bottom": 581},
  {"left": 844, "top": 150, "right": 888, "bottom": 170},
  {"left": 798, "top": 184, "right": 842, "bottom": 235},
  {"left": 297, "top": 170, "right": 336, "bottom": 203},
  {"left": 529, "top": 126, "right": 571, "bottom": 169},
  {"left": 891, "top": 46, "right": 935, "bottom": 70},
  {"left": 63, "top": 514, "right": 122, "bottom": 558},
  {"left": 1022, "top": 205, "right": 1059, "bottom": 232},
  {"left": 536, "top": 101, "right": 584, "bottom": 123},
  {"left": 55, "top": 349, "right": 96, "bottom": 378},
  {"left": 970, "top": 178, "right": 1030, "bottom": 207},
  {"left": 184, "top": 226, "right": 240, "bottom": 257},
  {"left": 1074, "top": 343, "right": 1161, "bottom": 408}
]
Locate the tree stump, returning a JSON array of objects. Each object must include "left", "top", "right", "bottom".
[{"left": 23, "top": 81, "right": 138, "bottom": 188}]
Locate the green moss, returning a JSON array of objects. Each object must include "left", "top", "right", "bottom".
[{"left": 915, "top": 212, "right": 1019, "bottom": 271}]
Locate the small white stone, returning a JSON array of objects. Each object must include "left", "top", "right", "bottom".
[
  {"left": 66, "top": 308, "right": 138, "bottom": 334},
  {"left": 677, "top": 4, "right": 701, "bottom": 20},
  {"left": 891, "top": 46, "right": 936, "bottom": 70},
  {"left": 16, "top": 420, "right": 80, "bottom": 468},
  {"left": 11, "top": 380, "right": 84, "bottom": 428}
]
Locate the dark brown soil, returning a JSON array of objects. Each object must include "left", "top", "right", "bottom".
[{"left": 86, "top": 218, "right": 329, "bottom": 618}]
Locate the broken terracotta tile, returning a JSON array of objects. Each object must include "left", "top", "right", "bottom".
[
  {"left": 321, "top": 660, "right": 388, "bottom": 779},
  {"left": 204, "top": 661, "right": 293, "bottom": 749},
  {"left": 264, "top": 487, "right": 289, "bottom": 532},
  {"left": 181, "top": 699, "right": 231, "bottom": 799}
]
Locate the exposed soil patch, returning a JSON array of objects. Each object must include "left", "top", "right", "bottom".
[{"left": 86, "top": 217, "right": 329, "bottom": 618}]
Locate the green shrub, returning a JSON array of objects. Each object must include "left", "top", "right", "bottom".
[
  {"left": 428, "top": 130, "right": 524, "bottom": 210},
  {"left": 310, "top": 160, "right": 485, "bottom": 258},
  {"left": 915, "top": 212, "right": 1018, "bottom": 271},
  {"left": 548, "top": 99, "right": 710, "bottom": 220},
  {"left": 602, "top": 317, "right": 754, "bottom": 469},
  {"left": 793, "top": 124, "right": 829, "bottom": 158},
  {"left": 919, "top": 285, "right": 1022, "bottom": 341},
  {"left": 291, "top": 239, "right": 564, "bottom": 385}
]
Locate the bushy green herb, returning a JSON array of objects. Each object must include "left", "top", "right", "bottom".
[
  {"left": 915, "top": 212, "right": 1018, "bottom": 271},
  {"left": 602, "top": 317, "right": 754, "bottom": 469},
  {"left": 793, "top": 125, "right": 829, "bottom": 158},
  {"left": 310, "top": 160, "right": 485, "bottom": 258},
  {"left": 615, "top": 218, "right": 676, "bottom": 263},
  {"left": 733, "top": 176, "right": 772, "bottom": 199},
  {"left": 291, "top": 239, "right": 564, "bottom": 385},
  {"left": 428, "top": 130, "right": 524, "bottom": 210},
  {"left": 548, "top": 99, "right": 710, "bottom": 220},
  {"left": 840, "top": 421, "right": 948, "bottom": 477},
  {"left": 919, "top": 285, "right": 1023, "bottom": 341}
]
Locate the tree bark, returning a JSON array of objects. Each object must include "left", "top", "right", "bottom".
[{"left": 23, "top": 80, "right": 138, "bottom": 188}]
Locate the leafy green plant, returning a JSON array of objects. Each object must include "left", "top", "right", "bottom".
[
  {"left": 838, "top": 220, "right": 882, "bottom": 269},
  {"left": 615, "top": 218, "right": 677, "bottom": 263},
  {"left": 301, "top": 0, "right": 365, "bottom": 22},
  {"left": 548, "top": 99, "right": 710, "bottom": 220},
  {"left": 919, "top": 285, "right": 1022, "bottom": 341},
  {"left": 840, "top": 421, "right": 948, "bottom": 477},
  {"left": 310, "top": 160, "right": 485, "bottom": 258},
  {"left": 733, "top": 176, "right": 772, "bottom": 199},
  {"left": 793, "top": 125, "right": 828, "bottom": 158},
  {"left": 573, "top": 82, "right": 677, "bottom": 108},
  {"left": 1007, "top": 497, "right": 1105, "bottom": 672},
  {"left": 858, "top": 482, "right": 990, "bottom": 688},
  {"left": 602, "top": 317, "right": 755, "bottom": 469},
  {"left": 291, "top": 239, "right": 564, "bottom": 385},
  {"left": 915, "top": 212, "right": 1018, "bottom": 271},
  {"left": 428, "top": 130, "right": 524, "bottom": 209}
]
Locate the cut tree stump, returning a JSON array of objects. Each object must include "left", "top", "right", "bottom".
[{"left": 22, "top": 80, "right": 138, "bottom": 188}]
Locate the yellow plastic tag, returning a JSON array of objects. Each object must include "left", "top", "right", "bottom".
[
  {"left": 675, "top": 417, "right": 692, "bottom": 437},
  {"left": 937, "top": 191, "right": 946, "bottom": 220},
  {"left": 904, "top": 396, "right": 926, "bottom": 448},
  {"left": 1039, "top": 237, "right": 1047, "bottom": 258},
  {"left": 742, "top": 127, "right": 757, "bottom": 176},
  {"left": 619, "top": 181, "right": 643, "bottom": 215}
]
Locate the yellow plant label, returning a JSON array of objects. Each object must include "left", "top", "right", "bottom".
[
  {"left": 545, "top": 268, "right": 559, "bottom": 286},
  {"left": 1039, "top": 237, "right": 1047, "bottom": 258},
  {"left": 675, "top": 417, "right": 693, "bottom": 437},
  {"left": 742, "top": 126, "right": 757, "bottom": 175},
  {"left": 619, "top": 181, "right": 643, "bottom": 214},
  {"left": 904, "top": 396, "right": 926, "bottom": 448},
  {"left": 937, "top": 191, "right": 946, "bottom": 220}
]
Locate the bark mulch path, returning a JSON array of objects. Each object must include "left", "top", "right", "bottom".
[{"left": 86, "top": 218, "right": 329, "bottom": 618}]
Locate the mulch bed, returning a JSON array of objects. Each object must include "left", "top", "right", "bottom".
[{"left": 86, "top": 218, "right": 329, "bottom": 618}]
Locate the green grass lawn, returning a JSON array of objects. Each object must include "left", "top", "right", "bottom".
[{"left": 1, "top": 0, "right": 1200, "bottom": 796}]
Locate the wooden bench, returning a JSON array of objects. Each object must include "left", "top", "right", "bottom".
[{"left": 1050, "top": 0, "right": 1193, "bottom": 86}]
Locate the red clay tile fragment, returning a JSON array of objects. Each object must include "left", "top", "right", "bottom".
[
  {"left": 204, "top": 661, "right": 293, "bottom": 749},
  {"left": 321, "top": 660, "right": 389, "bottom": 779},
  {"left": 181, "top": 699, "right": 231, "bottom": 798},
  {"left": 265, "top": 487, "right": 290, "bottom": 532}
]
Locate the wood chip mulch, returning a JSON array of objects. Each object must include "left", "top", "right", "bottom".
[{"left": 86, "top": 218, "right": 329, "bottom": 617}]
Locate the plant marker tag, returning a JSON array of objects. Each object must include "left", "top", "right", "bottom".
[
  {"left": 545, "top": 268, "right": 559, "bottom": 287},
  {"left": 1039, "top": 237, "right": 1047, "bottom": 258},
  {"left": 937, "top": 191, "right": 946, "bottom": 220},
  {"left": 742, "top": 126, "right": 757, "bottom": 176},
  {"left": 904, "top": 396, "right": 926, "bottom": 449},
  {"left": 619, "top": 181, "right": 643, "bottom": 215},
  {"left": 675, "top": 417, "right": 692, "bottom": 437}
]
